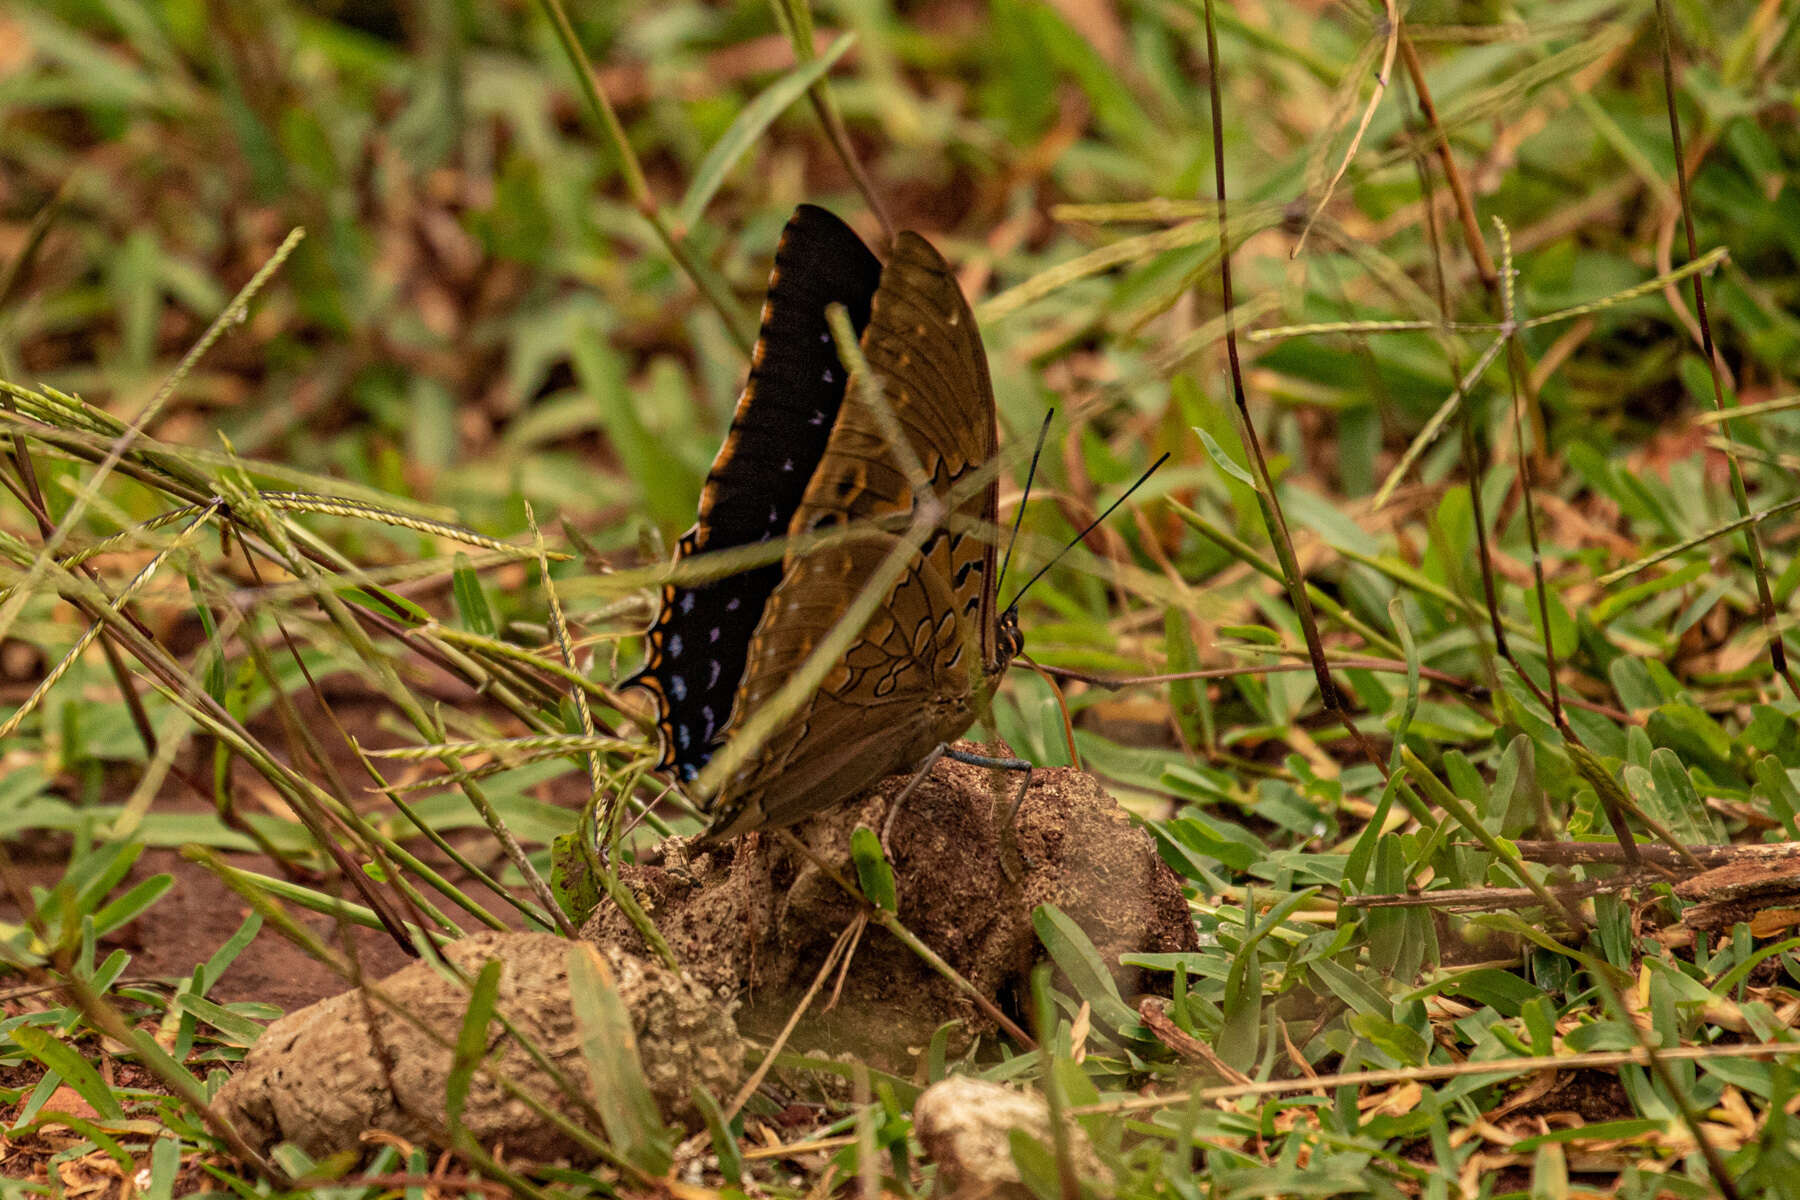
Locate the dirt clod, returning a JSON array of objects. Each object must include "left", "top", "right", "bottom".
[
  {"left": 914, "top": 1076, "right": 1109, "bottom": 1198},
  {"left": 584, "top": 747, "right": 1198, "bottom": 1066},
  {"left": 216, "top": 752, "right": 1193, "bottom": 1162},
  {"left": 215, "top": 931, "right": 740, "bottom": 1162}
]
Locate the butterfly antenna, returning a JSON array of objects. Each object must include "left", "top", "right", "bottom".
[
  {"left": 1004, "top": 451, "right": 1171, "bottom": 612},
  {"left": 995, "top": 408, "right": 1056, "bottom": 599}
]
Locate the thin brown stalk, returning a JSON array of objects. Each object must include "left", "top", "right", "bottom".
[
  {"left": 1491, "top": 218, "right": 1562, "bottom": 728},
  {"left": 1400, "top": 67, "right": 1508, "bottom": 665},
  {"left": 772, "top": 828, "right": 1038, "bottom": 1047},
  {"left": 1652, "top": 0, "right": 1796, "bottom": 701},
  {"left": 1075, "top": 1040, "right": 1800, "bottom": 1117},
  {"left": 1292, "top": 0, "right": 1398, "bottom": 257},
  {"left": 1588, "top": 961, "right": 1741, "bottom": 1200},
  {"left": 1198, "top": 0, "right": 1385, "bottom": 777},
  {"left": 530, "top": 506, "right": 679, "bottom": 967},
  {"left": 1396, "top": 35, "right": 1549, "bottom": 460},
  {"left": 769, "top": 0, "right": 894, "bottom": 244},
  {"left": 726, "top": 914, "right": 867, "bottom": 1120}
]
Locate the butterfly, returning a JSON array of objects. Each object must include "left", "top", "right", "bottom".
[{"left": 626, "top": 204, "right": 1022, "bottom": 842}]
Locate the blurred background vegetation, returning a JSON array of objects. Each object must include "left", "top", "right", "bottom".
[{"left": 5, "top": 0, "right": 1800, "bottom": 1193}]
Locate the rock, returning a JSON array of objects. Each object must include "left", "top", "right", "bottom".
[
  {"left": 584, "top": 747, "right": 1197, "bottom": 1068},
  {"left": 913, "top": 1076, "right": 1110, "bottom": 1198},
  {"left": 216, "top": 931, "right": 741, "bottom": 1162}
]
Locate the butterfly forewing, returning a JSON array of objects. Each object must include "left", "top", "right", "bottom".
[
  {"left": 625, "top": 206, "right": 881, "bottom": 779},
  {"left": 702, "top": 231, "right": 1007, "bottom": 838}
]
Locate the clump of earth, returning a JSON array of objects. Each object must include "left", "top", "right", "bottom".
[
  {"left": 218, "top": 749, "right": 1197, "bottom": 1161},
  {"left": 587, "top": 748, "right": 1199, "bottom": 1066}
]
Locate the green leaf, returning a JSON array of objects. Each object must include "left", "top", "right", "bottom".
[
  {"left": 1386, "top": 596, "right": 1420, "bottom": 772},
  {"left": 570, "top": 945, "right": 674, "bottom": 1175},
  {"left": 1348, "top": 1011, "right": 1429, "bottom": 1064},
  {"left": 1437, "top": 968, "right": 1544, "bottom": 1018},
  {"left": 11, "top": 1026, "right": 125, "bottom": 1120},
  {"left": 1031, "top": 905, "right": 1142, "bottom": 1038},
  {"left": 1007, "top": 1126, "right": 1062, "bottom": 1200},
  {"left": 768, "top": 1051, "right": 923, "bottom": 1107},
  {"left": 550, "top": 830, "right": 603, "bottom": 925},
  {"left": 339, "top": 586, "right": 432, "bottom": 624},
  {"left": 1195, "top": 427, "right": 1257, "bottom": 488},
  {"left": 570, "top": 338, "right": 693, "bottom": 536},
  {"left": 1645, "top": 701, "right": 1737, "bottom": 782},
  {"left": 451, "top": 553, "right": 497, "bottom": 637},
  {"left": 61, "top": 842, "right": 145, "bottom": 926},
  {"left": 88, "top": 874, "right": 173, "bottom": 941},
  {"left": 144, "top": 1136, "right": 180, "bottom": 1200},
  {"left": 677, "top": 35, "right": 857, "bottom": 228},
  {"left": 199, "top": 912, "right": 263, "bottom": 997},
  {"left": 851, "top": 827, "right": 897, "bottom": 912},
  {"left": 1645, "top": 747, "right": 1724, "bottom": 844},
  {"left": 445, "top": 957, "right": 503, "bottom": 1136},
  {"left": 692, "top": 1086, "right": 743, "bottom": 1185},
  {"left": 1344, "top": 773, "right": 1402, "bottom": 892},
  {"left": 1751, "top": 756, "right": 1800, "bottom": 838},
  {"left": 1218, "top": 924, "right": 1262, "bottom": 1072},
  {"left": 1523, "top": 583, "right": 1578, "bottom": 659},
  {"left": 171, "top": 993, "right": 266, "bottom": 1048},
  {"left": 1568, "top": 742, "right": 1637, "bottom": 845},
  {"left": 1164, "top": 608, "right": 1212, "bottom": 749},
  {"left": 1308, "top": 955, "right": 1388, "bottom": 1017}
]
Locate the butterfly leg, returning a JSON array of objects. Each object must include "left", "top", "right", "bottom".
[
  {"left": 944, "top": 745, "right": 1034, "bottom": 802},
  {"left": 943, "top": 746, "right": 1035, "bottom": 879},
  {"left": 878, "top": 742, "right": 952, "bottom": 856},
  {"left": 880, "top": 745, "right": 1037, "bottom": 872}
]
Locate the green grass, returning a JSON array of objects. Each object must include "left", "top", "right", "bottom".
[{"left": 4, "top": 0, "right": 1800, "bottom": 1196}]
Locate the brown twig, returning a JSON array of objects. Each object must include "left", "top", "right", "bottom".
[{"left": 1137, "top": 998, "right": 1252, "bottom": 1085}]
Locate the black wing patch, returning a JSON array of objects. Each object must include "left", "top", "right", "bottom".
[{"left": 625, "top": 206, "right": 882, "bottom": 778}]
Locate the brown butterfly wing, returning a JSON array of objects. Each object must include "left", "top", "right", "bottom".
[
  {"left": 791, "top": 232, "right": 1002, "bottom": 664},
  {"left": 701, "top": 534, "right": 977, "bottom": 839},
  {"left": 701, "top": 232, "right": 1004, "bottom": 840}
]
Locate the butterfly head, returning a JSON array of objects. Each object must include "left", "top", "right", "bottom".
[{"left": 993, "top": 603, "right": 1024, "bottom": 673}]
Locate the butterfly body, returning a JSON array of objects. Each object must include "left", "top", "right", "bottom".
[{"left": 628, "top": 207, "right": 1017, "bottom": 842}]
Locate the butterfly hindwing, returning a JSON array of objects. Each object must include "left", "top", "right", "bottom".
[{"left": 700, "top": 532, "right": 975, "bottom": 839}]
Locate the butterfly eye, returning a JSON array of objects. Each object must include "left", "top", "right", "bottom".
[{"left": 998, "top": 611, "right": 1025, "bottom": 663}]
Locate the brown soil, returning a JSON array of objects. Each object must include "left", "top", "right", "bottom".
[
  {"left": 585, "top": 745, "right": 1199, "bottom": 1068},
  {"left": 215, "top": 932, "right": 741, "bottom": 1163},
  {"left": 197, "top": 746, "right": 1197, "bottom": 1164}
]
